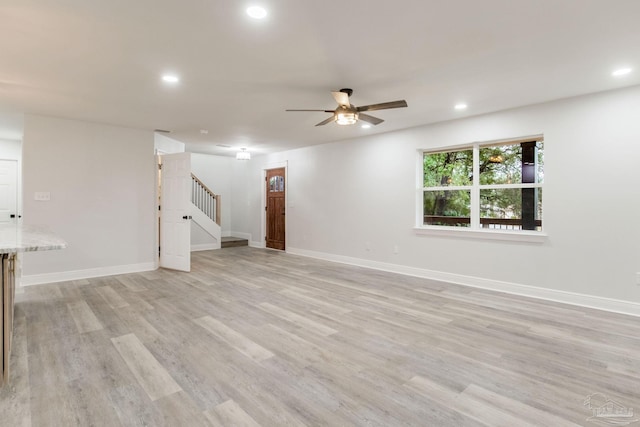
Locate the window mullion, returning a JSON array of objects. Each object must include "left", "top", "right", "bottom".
[{"left": 471, "top": 144, "right": 480, "bottom": 229}]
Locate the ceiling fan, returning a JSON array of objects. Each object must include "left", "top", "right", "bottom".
[{"left": 286, "top": 88, "right": 408, "bottom": 127}]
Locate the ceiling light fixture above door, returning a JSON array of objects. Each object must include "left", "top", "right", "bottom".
[{"left": 236, "top": 148, "right": 251, "bottom": 160}]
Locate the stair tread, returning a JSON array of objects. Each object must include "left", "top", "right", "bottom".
[
  {"left": 221, "top": 237, "right": 248, "bottom": 248},
  {"left": 221, "top": 237, "right": 247, "bottom": 242}
]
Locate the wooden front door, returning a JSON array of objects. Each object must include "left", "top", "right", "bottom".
[{"left": 266, "top": 168, "right": 285, "bottom": 250}]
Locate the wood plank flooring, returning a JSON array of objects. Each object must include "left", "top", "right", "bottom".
[{"left": 1, "top": 247, "right": 639, "bottom": 426}]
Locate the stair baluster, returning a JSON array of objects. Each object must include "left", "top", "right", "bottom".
[{"left": 191, "top": 174, "right": 220, "bottom": 226}]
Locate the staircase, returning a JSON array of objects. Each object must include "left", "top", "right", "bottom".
[
  {"left": 191, "top": 174, "right": 222, "bottom": 249},
  {"left": 221, "top": 236, "right": 248, "bottom": 248}
]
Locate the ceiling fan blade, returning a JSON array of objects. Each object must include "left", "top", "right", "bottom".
[
  {"left": 286, "top": 109, "right": 334, "bottom": 112},
  {"left": 315, "top": 116, "right": 336, "bottom": 126},
  {"left": 358, "top": 113, "right": 384, "bottom": 125},
  {"left": 331, "top": 91, "right": 350, "bottom": 107},
  {"left": 357, "top": 100, "right": 408, "bottom": 112}
]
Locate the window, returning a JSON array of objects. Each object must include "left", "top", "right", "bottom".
[
  {"left": 269, "top": 175, "right": 284, "bottom": 192},
  {"left": 421, "top": 137, "right": 544, "bottom": 233}
]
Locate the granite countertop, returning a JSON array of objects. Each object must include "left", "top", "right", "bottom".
[{"left": 0, "top": 224, "right": 67, "bottom": 254}]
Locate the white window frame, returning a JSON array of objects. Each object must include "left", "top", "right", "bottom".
[{"left": 414, "top": 135, "right": 547, "bottom": 243}]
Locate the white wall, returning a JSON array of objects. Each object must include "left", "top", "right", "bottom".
[
  {"left": 21, "top": 115, "right": 157, "bottom": 282},
  {"left": 0, "top": 112, "right": 24, "bottom": 141},
  {"left": 190, "top": 153, "right": 234, "bottom": 235},
  {"left": 0, "top": 139, "right": 22, "bottom": 159},
  {"left": 230, "top": 158, "right": 251, "bottom": 237},
  {"left": 154, "top": 133, "right": 185, "bottom": 154},
  {"left": 242, "top": 86, "right": 640, "bottom": 308},
  {"left": 191, "top": 221, "right": 216, "bottom": 247}
]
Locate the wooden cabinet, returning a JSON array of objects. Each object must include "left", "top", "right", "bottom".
[{"left": 1, "top": 253, "right": 16, "bottom": 386}]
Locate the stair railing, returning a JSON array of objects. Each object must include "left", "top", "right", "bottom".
[{"left": 191, "top": 174, "right": 220, "bottom": 226}]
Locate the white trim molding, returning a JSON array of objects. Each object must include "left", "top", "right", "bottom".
[
  {"left": 286, "top": 247, "right": 640, "bottom": 318},
  {"left": 191, "top": 243, "right": 220, "bottom": 252},
  {"left": 414, "top": 226, "right": 547, "bottom": 243},
  {"left": 20, "top": 262, "right": 158, "bottom": 286}
]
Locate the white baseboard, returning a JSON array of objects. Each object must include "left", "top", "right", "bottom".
[
  {"left": 249, "top": 241, "right": 265, "bottom": 249},
  {"left": 20, "top": 262, "right": 158, "bottom": 286},
  {"left": 286, "top": 247, "right": 640, "bottom": 318},
  {"left": 221, "top": 231, "right": 232, "bottom": 237},
  {"left": 191, "top": 243, "right": 221, "bottom": 252}
]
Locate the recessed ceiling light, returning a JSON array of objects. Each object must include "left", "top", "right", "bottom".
[
  {"left": 246, "top": 6, "right": 267, "bottom": 19},
  {"left": 454, "top": 103, "right": 468, "bottom": 110},
  {"left": 612, "top": 68, "right": 632, "bottom": 77},
  {"left": 361, "top": 124, "right": 371, "bottom": 129},
  {"left": 162, "top": 75, "right": 179, "bottom": 83}
]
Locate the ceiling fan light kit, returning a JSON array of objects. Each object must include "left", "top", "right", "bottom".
[
  {"left": 336, "top": 109, "right": 358, "bottom": 125},
  {"left": 286, "top": 88, "right": 407, "bottom": 127}
]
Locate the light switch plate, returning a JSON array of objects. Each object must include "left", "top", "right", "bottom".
[{"left": 34, "top": 192, "right": 51, "bottom": 201}]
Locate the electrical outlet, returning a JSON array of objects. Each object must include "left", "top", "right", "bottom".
[
  {"left": 365, "top": 242, "right": 371, "bottom": 252},
  {"left": 393, "top": 245, "right": 399, "bottom": 254},
  {"left": 636, "top": 272, "right": 640, "bottom": 286}
]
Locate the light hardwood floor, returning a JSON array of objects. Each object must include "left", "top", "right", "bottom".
[{"left": 1, "top": 247, "right": 639, "bottom": 426}]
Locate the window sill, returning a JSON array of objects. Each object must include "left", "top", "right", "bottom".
[{"left": 413, "top": 226, "right": 547, "bottom": 243}]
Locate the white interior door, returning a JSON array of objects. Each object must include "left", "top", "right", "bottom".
[
  {"left": 0, "top": 160, "right": 18, "bottom": 224},
  {"left": 160, "top": 152, "right": 191, "bottom": 272}
]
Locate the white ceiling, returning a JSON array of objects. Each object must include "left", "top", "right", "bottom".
[{"left": 1, "top": 0, "right": 639, "bottom": 155}]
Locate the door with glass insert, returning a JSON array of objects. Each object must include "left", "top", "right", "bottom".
[{"left": 266, "top": 168, "right": 285, "bottom": 250}]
